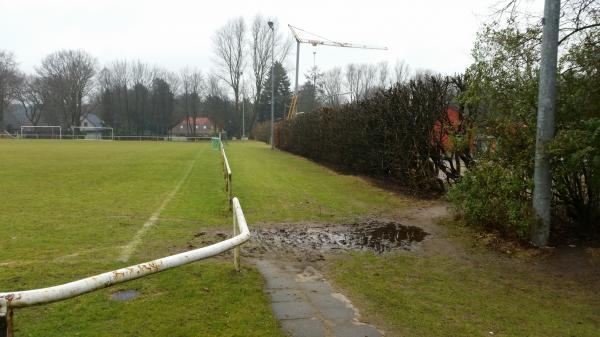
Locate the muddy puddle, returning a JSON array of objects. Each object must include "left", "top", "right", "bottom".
[
  {"left": 110, "top": 289, "right": 140, "bottom": 301},
  {"left": 250, "top": 220, "right": 427, "bottom": 255},
  {"left": 188, "top": 220, "right": 428, "bottom": 262}
]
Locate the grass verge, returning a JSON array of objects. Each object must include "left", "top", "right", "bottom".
[{"left": 328, "top": 249, "right": 600, "bottom": 337}]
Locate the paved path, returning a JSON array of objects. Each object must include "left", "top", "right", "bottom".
[{"left": 255, "top": 260, "right": 383, "bottom": 337}]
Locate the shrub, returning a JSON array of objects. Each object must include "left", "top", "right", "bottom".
[
  {"left": 549, "top": 118, "right": 600, "bottom": 238},
  {"left": 251, "top": 120, "right": 271, "bottom": 143},
  {"left": 448, "top": 162, "right": 533, "bottom": 241}
]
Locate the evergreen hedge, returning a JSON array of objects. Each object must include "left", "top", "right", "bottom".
[{"left": 274, "top": 76, "right": 459, "bottom": 193}]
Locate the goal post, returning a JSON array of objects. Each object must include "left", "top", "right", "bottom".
[
  {"left": 72, "top": 126, "right": 114, "bottom": 140},
  {"left": 20, "top": 126, "right": 62, "bottom": 139}
]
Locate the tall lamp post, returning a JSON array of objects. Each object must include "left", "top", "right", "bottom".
[
  {"left": 268, "top": 21, "right": 275, "bottom": 150},
  {"left": 242, "top": 94, "right": 245, "bottom": 140}
]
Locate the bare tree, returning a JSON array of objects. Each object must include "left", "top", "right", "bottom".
[
  {"left": 213, "top": 17, "right": 246, "bottom": 115},
  {"left": 0, "top": 50, "right": 19, "bottom": 131},
  {"left": 320, "top": 67, "right": 344, "bottom": 108},
  {"left": 377, "top": 61, "right": 389, "bottom": 89},
  {"left": 345, "top": 63, "right": 362, "bottom": 102},
  {"left": 180, "top": 67, "right": 205, "bottom": 135},
  {"left": 36, "top": 49, "right": 97, "bottom": 128},
  {"left": 15, "top": 74, "right": 46, "bottom": 126},
  {"left": 249, "top": 15, "right": 292, "bottom": 129},
  {"left": 393, "top": 59, "right": 410, "bottom": 85},
  {"left": 359, "top": 63, "right": 378, "bottom": 100},
  {"left": 107, "top": 60, "right": 131, "bottom": 132},
  {"left": 206, "top": 73, "right": 225, "bottom": 98}
]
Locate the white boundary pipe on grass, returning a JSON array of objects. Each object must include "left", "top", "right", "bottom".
[{"left": 0, "top": 197, "right": 249, "bottom": 310}]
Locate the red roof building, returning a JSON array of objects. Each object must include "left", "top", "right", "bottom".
[
  {"left": 171, "top": 117, "right": 214, "bottom": 136},
  {"left": 433, "top": 106, "right": 462, "bottom": 152}
]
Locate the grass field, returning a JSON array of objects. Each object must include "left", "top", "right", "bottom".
[
  {"left": 2, "top": 139, "right": 598, "bottom": 336},
  {"left": 0, "top": 139, "right": 280, "bottom": 336},
  {"left": 0, "top": 139, "right": 406, "bottom": 336}
]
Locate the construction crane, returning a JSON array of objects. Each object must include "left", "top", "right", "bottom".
[{"left": 287, "top": 24, "right": 387, "bottom": 119}]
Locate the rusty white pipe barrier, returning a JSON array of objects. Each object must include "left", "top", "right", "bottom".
[
  {"left": 220, "top": 141, "right": 232, "bottom": 206},
  {"left": 0, "top": 197, "right": 249, "bottom": 336},
  {"left": 219, "top": 141, "right": 238, "bottom": 268}
]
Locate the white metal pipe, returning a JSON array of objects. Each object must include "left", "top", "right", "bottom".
[
  {"left": 0, "top": 198, "right": 249, "bottom": 309},
  {"left": 220, "top": 144, "right": 232, "bottom": 176}
]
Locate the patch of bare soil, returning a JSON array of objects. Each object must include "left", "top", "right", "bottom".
[
  {"left": 187, "top": 220, "right": 428, "bottom": 263},
  {"left": 186, "top": 199, "right": 600, "bottom": 288}
]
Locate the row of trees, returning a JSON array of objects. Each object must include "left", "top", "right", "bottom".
[
  {"left": 296, "top": 60, "right": 410, "bottom": 114},
  {"left": 0, "top": 14, "right": 294, "bottom": 137},
  {"left": 1, "top": 13, "right": 413, "bottom": 137}
]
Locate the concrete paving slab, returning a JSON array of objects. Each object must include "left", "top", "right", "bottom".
[
  {"left": 280, "top": 318, "right": 327, "bottom": 337},
  {"left": 318, "top": 305, "right": 356, "bottom": 322},
  {"left": 255, "top": 260, "right": 384, "bottom": 337},
  {"left": 297, "top": 281, "right": 333, "bottom": 294},
  {"left": 271, "top": 301, "right": 315, "bottom": 320},
  {"left": 268, "top": 289, "right": 305, "bottom": 303}
]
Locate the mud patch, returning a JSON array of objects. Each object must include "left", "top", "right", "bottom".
[
  {"left": 250, "top": 220, "right": 427, "bottom": 256},
  {"left": 110, "top": 289, "right": 140, "bottom": 301}
]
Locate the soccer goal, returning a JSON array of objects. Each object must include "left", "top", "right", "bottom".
[
  {"left": 72, "top": 127, "right": 114, "bottom": 140},
  {"left": 20, "top": 126, "right": 62, "bottom": 139}
]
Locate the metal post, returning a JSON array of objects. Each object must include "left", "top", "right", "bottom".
[
  {"left": 242, "top": 96, "right": 245, "bottom": 139},
  {"left": 0, "top": 299, "right": 13, "bottom": 337},
  {"left": 269, "top": 22, "right": 275, "bottom": 150},
  {"left": 233, "top": 209, "right": 240, "bottom": 272},
  {"left": 228, "top": 173, "right": 232, "bottom": 211},
  {"left": 295, "top": 40, "right": 300, "bottom": 96},
  {"left": 532, "top": 0, "right": 561, "bottom": 247}
]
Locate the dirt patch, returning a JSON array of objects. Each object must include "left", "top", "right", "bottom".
[
  {"left": 251, "top": 220, "right": 427, "bottom": 253},
  {"left": 188, "top": 220, "right": 428, "bottom": 263}
]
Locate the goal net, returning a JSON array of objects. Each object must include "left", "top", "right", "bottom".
[
  {"left": 72, "top": 127, "right": 114, "bottom": 140},
  {"left": 20, "top": 126, "right": 62, "bottom": 139}
]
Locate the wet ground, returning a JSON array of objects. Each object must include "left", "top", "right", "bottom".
[
  {"left": 189, "top": 219, "right": 428, "bottom": 263},
  {"left": 110, "top": 289, "right": 140, "bottom": 301},
  {"left": 252, "top": 220, "right": 427, "bottom": 254}
]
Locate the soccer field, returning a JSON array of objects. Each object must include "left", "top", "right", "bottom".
[
  {"left": 0, "top": 139, "right": 408, "bottom": 336},
  {"left": 0, "top": 139, "right": 282, "bottom": 336}
]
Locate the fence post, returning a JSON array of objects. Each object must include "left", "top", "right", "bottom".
[
  {"left": 228, "top": 174, "right": 233, "bottom": 210},
  {"left": 0, "top": 299, "right": 13, "bottom": 337},
  {"left": 233, "top": 210, "right": 240, "bottom": 272}
]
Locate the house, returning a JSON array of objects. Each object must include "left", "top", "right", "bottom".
[
  {"left": 81, "top": 113, "right": 104, "bottom": 128},
  {"left": 171, "top": 117, "right": 214, "bottom": 137},
  {"left": 432, "top": 106, "right": 465, "bottom": 152},
  {"left": 3, "top": 105, "right": 30, "bottom": 133},
  {"left": 79, "top": 113, "right": 108, "bottom": 139}
]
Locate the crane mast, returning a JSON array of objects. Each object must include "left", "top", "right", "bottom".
[{"left": 286, "top": 25, "right": 387, "bottom": 119}]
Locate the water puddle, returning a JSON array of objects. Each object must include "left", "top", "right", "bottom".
[
  {"left": 110, "top": 289, "right": 140, "bottom": 301},
  {"left": 251, "top": 220, "right": 428, "bottom": 254}
]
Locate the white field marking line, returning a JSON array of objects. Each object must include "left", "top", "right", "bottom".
[{"left": 118, "top": 153, "right": 200, "bottom": 262}]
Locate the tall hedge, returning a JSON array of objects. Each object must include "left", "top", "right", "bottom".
[{"left": 275, "top": 76, "right": 458, "bottom": 193}]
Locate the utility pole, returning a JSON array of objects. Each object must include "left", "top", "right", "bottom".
[
  {"left": 242, "top": 95, "right": 245, "bottom": 139},
  {"left": 532, "top": 0, "right": 561, "bottom": 247},
  {"left": 268, "top": 21, "right": 275, "bottom": 149}
]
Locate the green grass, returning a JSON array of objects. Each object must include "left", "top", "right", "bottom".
[
  {"left": 3, "top": 139, "right": 598, "bottom": 337},
  {"left": 224, "top": 141, "right": 407, "bottom": 223},
  {"left": 328, "top": 252, "right": 600, "bottom": 337},
  {"left": 0, "top": 139, "right": 281, "bottom": 337}
]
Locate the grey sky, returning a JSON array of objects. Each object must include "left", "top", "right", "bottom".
[{"left": 1, "top": 0, "right": 544, "bottom": 82}]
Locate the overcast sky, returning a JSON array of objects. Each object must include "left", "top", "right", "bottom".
[{"left": 1, "top": 0, "right": 544, "bottom": 83}]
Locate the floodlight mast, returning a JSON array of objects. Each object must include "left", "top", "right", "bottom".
[{"left": 288, "top": 24, "right": 388, "bottom": 118}]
